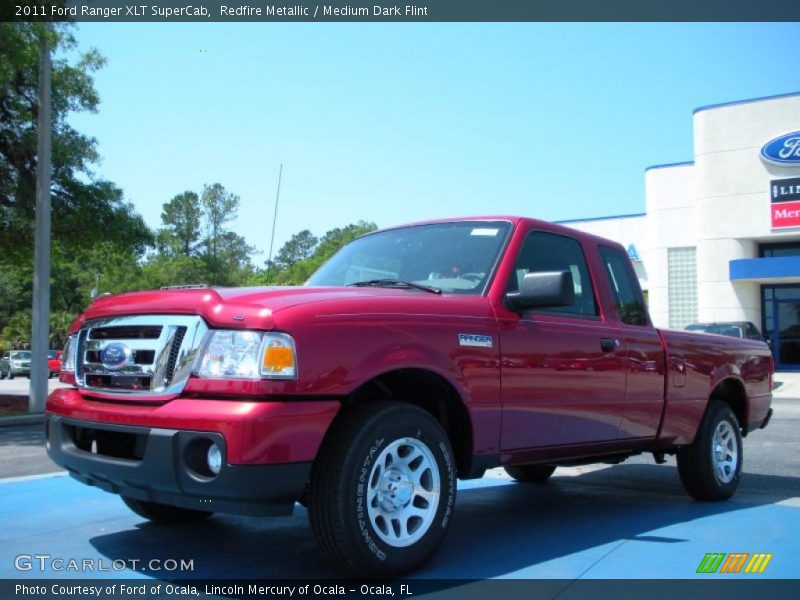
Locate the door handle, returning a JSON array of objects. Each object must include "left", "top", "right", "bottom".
[{"left": 600, "top": 338, "right": 620, "bottom": 353}]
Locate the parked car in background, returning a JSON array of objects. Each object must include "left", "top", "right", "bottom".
[
  {"left": 47, "top": 351, "right": 62, "bottom": 378},
  {"left": 0, "top": 350, "right": 32, "bottom": 379},
  {"left": 685, "top": 321, "right": 765, "bottom": 341}
]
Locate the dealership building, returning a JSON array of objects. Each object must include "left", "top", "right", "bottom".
[{"left": 561, "top": 92, "right": 800, "bottom": 371}]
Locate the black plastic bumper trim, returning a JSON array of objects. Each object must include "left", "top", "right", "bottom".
[{"left": 45, "top": 414, "right": 311, "bottom": 517}]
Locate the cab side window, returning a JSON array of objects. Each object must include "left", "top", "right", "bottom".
[
  {"left": 599, "top": 245, "right": 648, "bottom": 326},
  {"left": 508, "top": 231, "right": 598, "bottom": 317}
]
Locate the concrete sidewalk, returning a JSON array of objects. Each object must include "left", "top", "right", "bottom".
[{"left": 773, "top": 372, "right": 800, "bottom": 398}]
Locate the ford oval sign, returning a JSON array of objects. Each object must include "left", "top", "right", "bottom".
[
  {"left": 761, "top": 131, "right": 800, "bottom": 166},
  {"left": 100, "top": 343, "right": 130, "bottom": 370}
]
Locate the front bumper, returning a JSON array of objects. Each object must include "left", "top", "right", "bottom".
[
  {"left": 45, "top": 388, "right": 341, "bottom": 516},
  {"left": 46, "top": 415, "right": 310, "bottom": 516}
]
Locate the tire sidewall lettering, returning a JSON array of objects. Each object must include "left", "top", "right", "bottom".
[
  {"left": 353, "top": 421, "right": 456, "bottom": 562},
  {"left": 356, "top": 437, "right": 387, "bottom": 560},
  {"left": 438, "top": 440, "right": 455, "bottom": 529}
]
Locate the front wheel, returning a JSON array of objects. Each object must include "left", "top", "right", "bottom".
[
  {"left": 309, "top": 401, "right": 457, "bottom": 578},
  {"left": 121, "top": 497, "right": 213, "bottom": 523},
  {"left": 677, "top": 401, "right": 743, "bottom": 501}
]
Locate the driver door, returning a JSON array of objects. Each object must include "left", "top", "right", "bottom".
[{"left": 498, "top": 230, "right": 627, "bottom": 449}]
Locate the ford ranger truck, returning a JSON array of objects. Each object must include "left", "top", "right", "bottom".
[{"left": 45, "top": 217, "right": 774, "bottom": 577}]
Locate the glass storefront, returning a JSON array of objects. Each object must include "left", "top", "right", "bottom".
[
  {"left": 760, "top": 242, "right": 800, "bottom": 371},
  {"left": 762, "top": 285, "right": 800, "bottom": 371}
]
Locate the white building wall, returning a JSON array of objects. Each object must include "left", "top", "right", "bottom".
[
  {"left": 644, "top": 164, "right": 697, "bottom": 328},
  {"left": 564, "top": 95, "right": 800, "bottom": 336},
  {"left": 693, "top": 95, "right": 800, "bottom": 325},
  {"left": 558, "top": 92, "right": 800, "bottom": 334}
]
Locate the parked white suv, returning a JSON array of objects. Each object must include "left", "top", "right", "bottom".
[{"left": 0, "top": 350, "right": 32, "bottom": 379}]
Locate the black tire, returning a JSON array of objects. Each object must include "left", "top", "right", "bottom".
[
  {"left": 0, "top": 369, "right": 5, "bottom": 380},
  {"left": 505, "top": 464, "right": 557, "bottom": 483},
  {"left": 309, "top": 401, "right": 457, "bottom": 578},
  {"left": 8, "top": 369, "right": 14, "bottom": 380},
  {"left": 121, "top": 496, "right": 212, "bottom": 523},
  {"left": 677, "top": 401, "right": 743, "bottom": 501}
]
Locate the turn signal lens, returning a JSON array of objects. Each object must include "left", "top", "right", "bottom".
[{"left": 261, "top": 334, "right": 297, "bottom": 379}]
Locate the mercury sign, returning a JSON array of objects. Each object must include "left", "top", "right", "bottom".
[
  {"left": 771, "top": 177, "right": 800, "bottom": 229},
  {"left": 761, "top": 131, "right": 800, "bottom": 166}
]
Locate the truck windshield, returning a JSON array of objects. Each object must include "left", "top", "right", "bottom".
[{"left": 307, "top": 221, "right": 512, "bottom": 295}]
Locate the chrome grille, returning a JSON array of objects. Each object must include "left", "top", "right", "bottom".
[{"left": 75, "top": 315, "right": 208, "bottom": 397}]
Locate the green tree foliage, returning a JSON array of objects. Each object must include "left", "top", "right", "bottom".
[
  {"left": 154, "top": 183, "right": 256, "bottom": 286},
  {"left": 159, "top": 191, "right": 201, "bottom": 257},
  {"left": 274, "top": 230, "right": 318, "bottom": 270},
  {"left": 0, "top": 23, "right": 152, "bottom": 350},
  {"left": 200, "top": 183, "right": 238, "bottom": 259},
  {"left": 267, "top": 221, "right": 377, "bottom": 285},
  {"left": 138, "top": 254, "right": 210, "bottom": 290},
  {"left": 0, "top": 20, "right": 375, "bottom": 349},
  {"left": 0, "top": 311, "right": 31, "bottom": 350},
  {"left": 0, "top": 23, "right": 152, "bottom": 260}
]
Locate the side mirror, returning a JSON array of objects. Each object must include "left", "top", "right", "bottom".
[{"left": 506, "top": 271, "right": 575, "bottom": 312}]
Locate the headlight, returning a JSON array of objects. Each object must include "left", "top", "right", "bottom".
[
  {"left": 61, "top": 336, "right": 76, "bottom": 373},
  {"left": 195, "top": 331, "right": 297, "bottom": 380}
]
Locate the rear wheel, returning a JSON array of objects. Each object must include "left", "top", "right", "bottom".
[
  {"left": 677, "top": 401, "right": 742, "bottom": 501},
  {"left": 309, "top": 401, "right": 456, "bottom": 577},
  {"left": 505, "top": 464, "right": 556, "bottom": 483},
  {"left": 121, "top": 497, "right": 213, "bottom": 523}
]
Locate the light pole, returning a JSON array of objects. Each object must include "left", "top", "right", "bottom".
[{"left": 29, "top": 23, "right": 52, "bottom": 413}]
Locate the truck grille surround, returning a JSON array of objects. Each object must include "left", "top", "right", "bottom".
[{"left": 74, "top": 315, "right": 209, "bottom": 397}]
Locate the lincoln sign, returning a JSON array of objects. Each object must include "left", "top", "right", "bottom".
[{"left": 771, "top": 177, "right": 800, "bottom": 229}]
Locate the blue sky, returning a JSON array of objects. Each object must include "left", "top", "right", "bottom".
[{"left": 69, "top": 23, "right": 800, "bottom": 262}]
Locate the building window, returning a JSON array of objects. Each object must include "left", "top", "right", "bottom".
[
  {"left": 667, "top": 247, "right": 697, "bottom": 329},
  {"left": 759, "top": 242, "right": 800, "bottom": 258}
]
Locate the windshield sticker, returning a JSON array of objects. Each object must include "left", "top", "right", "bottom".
[
  {"left": 459, "top": 333, "right": 493, "bottom": 348},
  {"left": 470, "top": 228, "right": 500, "bottom": 237}
]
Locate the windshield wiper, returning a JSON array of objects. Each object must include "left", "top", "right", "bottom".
[{"left": 348, "top": 279, "right": 442, "bottom": 294}]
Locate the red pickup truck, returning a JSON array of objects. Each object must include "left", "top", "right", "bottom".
[{"left": 46, "top": 217, "right": 773, "bottom": 576}]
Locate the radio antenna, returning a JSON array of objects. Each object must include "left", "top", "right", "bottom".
[{"left": 267, "top": 163, "right": 283, "bottom": 281}]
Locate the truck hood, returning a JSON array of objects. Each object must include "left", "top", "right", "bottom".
[{"left": 72, "top": 286, "right": 465, "bottom": 333}]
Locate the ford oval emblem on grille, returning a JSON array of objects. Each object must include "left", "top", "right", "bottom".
[{"left": 100, "top": 343, "right": 130, "bottom": 370}]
